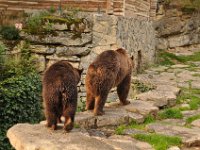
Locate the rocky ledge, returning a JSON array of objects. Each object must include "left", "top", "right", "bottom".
[{"left": 7, "top": 123, "right": 153, "bottom": 150}]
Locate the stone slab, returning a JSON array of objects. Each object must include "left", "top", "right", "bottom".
[{"left": 7, "top": 123, "right": 153, "bottom": 150}]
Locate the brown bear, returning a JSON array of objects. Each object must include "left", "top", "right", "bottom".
[
  {"left": 42, "top": 60, "right": 83, "bottom": 131},
  {"left": 85, "top": 48, "right": 133, "bottom": 116}
]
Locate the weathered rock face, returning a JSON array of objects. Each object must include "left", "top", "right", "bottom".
[
  {"left": 155, "top": 3, "right": 200, "bottom": 54},
  {"left": 7, "top": 123, "right": 153, "bottom": 150}
]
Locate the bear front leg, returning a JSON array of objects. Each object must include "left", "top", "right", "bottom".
[
  {"left": 117, "top": 75, "right": 131, "bottom": 105},
  {"left": 86, "top": 92, "right": 95, "bottom": 110},
  {"left": 93, "top": 94, "right": 108, "bottom": 116}
]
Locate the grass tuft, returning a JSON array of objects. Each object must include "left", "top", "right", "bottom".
[
  {"left": 186, "top": 114, "right": 200, "bottom": 124},
  {"left": 115, "top": 115, "right": 155, "bottom": 134},
  {"left": 115, "top": 125, "right": 126, "bottom": 135},
  {"left": 157, "top": 51, "right": 200, "bottom": 66},
  {"left": 133, "top": 133, "right": 182, "bottom": 150},
  {"left": 159, "top": 108, "right": 183, "bottom": 119},
  {"left": 177, "top": 88, "right": 200, "bottom": 110}
]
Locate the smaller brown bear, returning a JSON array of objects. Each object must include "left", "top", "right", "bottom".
[
  {"left": 85, "top": 48, "right": 133, "bottom": 116},
  {"left": 42, "top": 60, "right": 83, "bottom": 131}
]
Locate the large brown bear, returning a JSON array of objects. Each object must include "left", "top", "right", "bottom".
[
  {"left": 85, "top": 48, "right": 133, "bottom": 116},
  {"left": 42, "top": 60, "right": 83, "bottom": 131}
]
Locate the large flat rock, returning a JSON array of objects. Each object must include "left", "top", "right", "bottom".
[
  {"left": 7, "top": 123, "right": 153, "bottom": 150},
  {"left": 75, "top": 106, "right": 144, "bottom": 128},
  {"left": 106, "top": 100, "right": 159, "bottom": 116},
  {"left": 136, "top": 90, "right": 177, "bottom": 107}
]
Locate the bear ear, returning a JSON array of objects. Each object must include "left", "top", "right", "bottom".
[{"left": 131, "top": 55, "right": 134, "bottom": 61}]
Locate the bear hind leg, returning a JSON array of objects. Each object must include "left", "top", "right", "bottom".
[
  {"left": 93, "top": 94, "right": 108, "bottom": 116},
  {"left": 63, "top": 102, "right": 76, "bottom": 132},
  {"left": 45, "top": 107, "right": 58, "bottom": 130},
  {"left": 117, "top": 75, "right": 131, "bottom": 105},
  {"left": 86, "top": 93, "right": 95, "bottom": 110}
]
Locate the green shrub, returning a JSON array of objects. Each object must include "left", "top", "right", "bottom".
[
  {"left": 25, "top": 14, "right": 44, "bottom": 34},
  {"left": 0, "top": 43, "right": 6, "bottom": 63},
  {"left": 0, "top": 73, "right": 43, "bottom": 149},
  {"left": 0, "top": 42, "right": 36, "bottom": 81},
  {"left": 0, "top": 42, "right": 43, "bottom": 149},
  {"left": 0, "top": 26, "right": 20, "bottom": 40}
]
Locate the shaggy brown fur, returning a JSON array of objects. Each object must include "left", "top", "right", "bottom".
[
  {"left": 42, "top": 60, "right": 83, "bottom": 131},
  {"left": 85, "top": 48, "right": 133, "bottom": 116}
]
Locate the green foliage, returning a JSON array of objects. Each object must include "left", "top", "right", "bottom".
[
  {"left": 163, "top": 0, "right": 200, "bottom": 12},
  {"left": 0, "top": 26, "right": 20, "bottom": 40},
  {"left": 178, "top": 52, "right": 200, "bottom": 62},
  {"left": 77, "top": 98, "right": 86, "bottom": 112},
  {"left": 157, "top": 51, "right": 183, "bottom": 66},
  {"left": 115, "top": 125, "right": 126, "bottom": 135},
  {"left": 159, "top": 108, "right": 183, "bottom": 119},
  {"left": 48, "top": 6, "right": 56, "bottom": 14},
  {"left": 24, "top": 9, "right": 86, "bottom": 35},
  {"left": 25, "top": 11, "right": 50, "bottom": 34},
  {"left": 0, "top": 42, "right": 36, "bottom": 81},
  {"left": 0, "top": 43, "right": 6, "bottom": 63},
  {"left": 133, "top": 133, "right": 182, "bottom": 150},
  {"left": 129, "top": 115, "right": 156, "bottom": 130},
  {"left": 186, "top": 114, "right": 200, "bottom": 124},
  {"left": 180, "top": 0, "right": 200, "bottom": 13},
  {"left": 132, "top": 80, "right": 155, "bottom": 94},
  {"left": 0, "top": 42, "right": 43, "bottom": 149},
  {"left": 115, "top": 115, "right": 155, "bottom": 135},
  {"left": 0, "top": 73, "right": 43, "bottom": 149},
  {"left": 192, "top": 73, "right": 200, "bottom": 77},
  {"left": 157, "top": 51, "right": 200, "bottom": 66},
  {"left": 189, "top": 96, "right": 200, "bottom": 110},
  {"left": 177, "top": 88, "right": 200, "bottom": 110}
]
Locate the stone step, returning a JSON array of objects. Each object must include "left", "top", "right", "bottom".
[
  {"left": 147, "top": 123, "right": 200, "bottom": 147},
  {"left": 75, "top": 107, "right": 144, "bottom": 129},
  {"left": 106, "top": 100, "right": 159, "bottom": 116},
  {"left": 136, "top": 89, "right": 177, "bottom": 107},
  {"left": 7, "top": 123, "right": 153, "bottom": 150}
]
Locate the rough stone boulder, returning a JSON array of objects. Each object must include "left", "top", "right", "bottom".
[
  {"left": 134, "top": 81, "right": 180, "bottom": 108},
  {"left": 7, "top": 123, "right": 153, "bottom": 150}
]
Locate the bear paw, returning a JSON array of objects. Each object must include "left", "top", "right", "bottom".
[
  {"left": 94, "top": 110, "right": 105, "bottom": 116},
  {"left": 121, "top": 100, "right": 130, "bottom": 105},
  {"left": 64, "top": 122, "right": 73, "bottom": 132}
]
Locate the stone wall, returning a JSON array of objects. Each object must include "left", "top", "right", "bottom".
[
  {"left": 13, "top": 13, "right": 155, "bottom": 101},
  {"left": 155, "top": 2, "right": 200, "bottom": 54}
]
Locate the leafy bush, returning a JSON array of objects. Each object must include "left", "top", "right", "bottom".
[
  {"left": 0, "top": 26, "right": 20, "bottom": 40},
  {"left": 0, "top": 43, "right": 43, "bottom": 149},
  {"left": 0, "top": 73, "right": 43, "bottom": 149},
  {"left": 25, "top": 11, "right": 50, "bottom": 34},
  {"left": 0, "top": 42, "right": 36, "bottom": 81}
]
